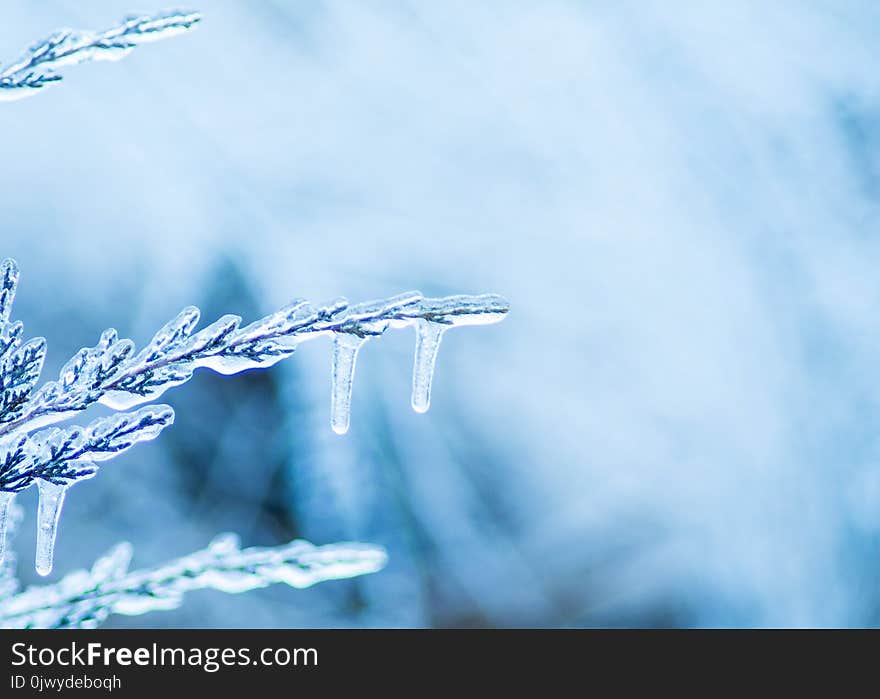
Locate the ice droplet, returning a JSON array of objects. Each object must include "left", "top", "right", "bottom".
[
  {"left": 330, "top": 333, "right": 367, "bottom": 435},
  {"left": 0, "top": 490, "right": 15, "bottom": 564},
  {"left": 411, "top": 319, "right": 446, "bottom": 413},
  {"left": 35, "top": 480, "right": 68, "bottom": 576}
]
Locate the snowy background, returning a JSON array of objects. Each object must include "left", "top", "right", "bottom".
[{"left": 2, "top": 0, "right": 880, "bottom": 627}]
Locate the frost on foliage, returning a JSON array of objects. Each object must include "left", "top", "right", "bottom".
[
  {"left": 0, "top": 507, "right": 387, "bottom": 629},
  {"left": 0, "top": 257, "right": 507, "bottom": 582},
  {"left": 0, "top": 10, "right": 201, "bottom": 102}
]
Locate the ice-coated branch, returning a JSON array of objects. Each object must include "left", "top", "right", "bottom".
[
  {"left": 0, "top": 530, "right": 388, "bottom": 629},
  {"left": 0, "top": 10, "right": 201, "bottom": 102},
  {"left": 0, "top": 259, "right": 509, "bottom": 442},
  {"left": 0, "top": 257, "right": 507, "bottom": 578}
]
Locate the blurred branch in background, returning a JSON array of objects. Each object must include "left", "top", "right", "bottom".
[
  {"left": 0, "top": 10, "right": 201, "bottom": 102},
  {"left": 0, "top": 503, "right": 387, "bottom": 629}
]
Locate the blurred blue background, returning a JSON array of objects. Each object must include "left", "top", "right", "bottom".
[{"left": 2, "top": 1, "right": 880, "bottom": 628}]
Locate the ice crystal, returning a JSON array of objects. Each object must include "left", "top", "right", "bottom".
[
  {"left": 0, "top": 10, "right": 201, "bottom": 102},
  {"left": 0, "top": 500, "right": 386, "bottom": 629},
  {"left": 0, "top": 258, "right": 508, "bottom": 578}
]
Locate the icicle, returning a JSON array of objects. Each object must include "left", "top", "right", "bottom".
[
  {"left": 407, "top": 294, "right": 509, "bottom": 413},
  {"left": 35, "top": 480, "right": 68, "bottom": 576},
  {"left": 411, "top": 319, "right": 446, "bottom": 413},
  {"left": 330, "top": 333, "right": 367, "bottom": 435},
  {"left": 0, "top": 490, "right": 14, "bottom": 564}
]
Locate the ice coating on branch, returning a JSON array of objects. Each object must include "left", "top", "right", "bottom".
[
  {"left": 35, "top": 480, "right": 67, "bottom": 576},
  {"left": 0, "top": 10, "right": 201, "bottom": 102},
  {"left": 0, "top": 405, "right": 173, "bottom": 494},
  {"left": 0, "top": 490, "right": 14, "bottom": 565},
  {"left": 0, "top": 535, "right": 388, "bottom": 628},
  {"left": 0, "top": 339, "right": 45, "bottom": 423},
  {"left": 328, "top": 292, "right": 423, "bottom": 336},
  {"left": 417, "top": 293, "right": 511, "bottom": 327},
  {"left": 139, "top": 306, "right": 202, "bottom": 362},
  {"left": 330, "top": 333, "right": 368, "bottom": 435}
]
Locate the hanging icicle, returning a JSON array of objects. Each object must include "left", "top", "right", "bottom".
[
  {"left": 35, "top": 479, "right": 68, "bottom": 576},
  {"left": 406, "top": 294, "right": 509, "bottom": 415},
  {"left": 330, "top": 333, "right": 368, "bottom": 435},
  {"left": 0, "top": 491, "right": 14, "bottom": 565},
  {"left": 411, "top": 319, "right": 445, "bottom": 413}
]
